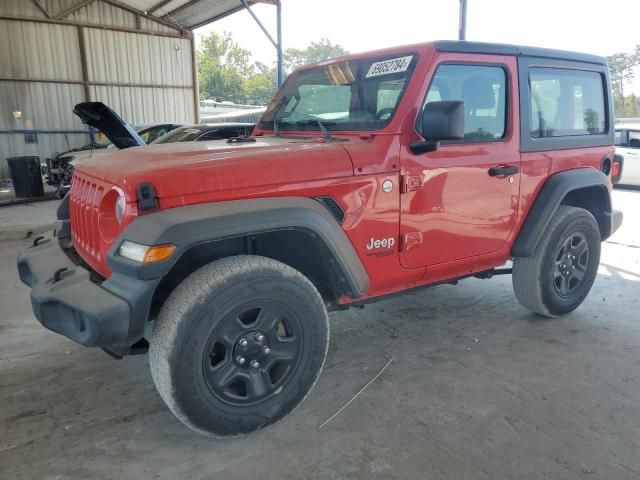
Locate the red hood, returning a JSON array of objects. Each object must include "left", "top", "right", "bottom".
[{"left": 75, "top": 136, "right": 355, "bottom": 201}]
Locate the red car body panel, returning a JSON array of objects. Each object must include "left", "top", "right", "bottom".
[{"left": 71, "top": 42, "right": 614, "bottom": 302}]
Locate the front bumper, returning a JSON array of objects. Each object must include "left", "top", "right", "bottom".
[{"left": 17, "top": 234, "right": 132, "bottom": 349}]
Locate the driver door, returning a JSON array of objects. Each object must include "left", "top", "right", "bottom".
[{"left": 399, "top": 57, "right": 520, "bottom": 269}]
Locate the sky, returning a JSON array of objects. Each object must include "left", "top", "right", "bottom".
[{"left": 196, "top": 0, "right": 640, "bottom": 94}]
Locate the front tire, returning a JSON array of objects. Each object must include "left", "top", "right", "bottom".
[
  {"left": 513, "top": 206, "right": 601, "bottom": 317},
  {"left": 149, "top": 255, "right": 329, "bottom": 437}
]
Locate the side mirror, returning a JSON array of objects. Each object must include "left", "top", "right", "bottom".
[{"left": 410, "top": 100, "right": 465, "bottom": 154}]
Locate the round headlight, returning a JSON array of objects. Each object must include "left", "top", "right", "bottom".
[
  {"left": 99, "top": 188, "right": 127, "bottom": 243},
  {"left": 115, "top": 193, "right": 126, "bottom": 224}
]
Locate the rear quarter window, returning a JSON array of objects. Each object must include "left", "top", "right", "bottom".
[
  {"left": 519, "top": 57, "right": 612, "bottom": 152},
  {"left": 529, "top": 68, "right": 606, "bottom": 138}
]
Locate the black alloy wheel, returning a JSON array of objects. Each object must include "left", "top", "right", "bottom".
[
  {"left": 552, "top": 232, "right": 590, "bottom": 297},
  {"left": 203, "top": 301, "right": 302, "bottom": 406}
]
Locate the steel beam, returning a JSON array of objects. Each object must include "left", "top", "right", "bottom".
[
  {"left": 276, "top": 1, "right": 282, "bottom": 86},
  {"left": 0, "top": 15, "right": 191, "bottom": 39},
  {"left": 162, "top": 0, "right": 201, "bottom": 19},
  {"left": 239, "top": 0, "right": 283, "bottom": 85},
  {"left": 191, "top": 35, "right": 201, "bottom": 123},
  {"left": 459, "top": 0, "right": 467, "bottom": 41},
  {"left": 55, "top": 0, "right": 95, "bottom": 20},
  {"left": 240, "top": 0, "right": 277, "bottom": 48},
  {"left": 147, "top": 0, "right": 174, "bottom": 14},
  {"left": 77, "top": 26, "right": 91, "bottom": 101},
  {"left": 0, "top": 77, "right": 194, "bottom": 90},
  {"left": 32, "top": 0, "right": 52, "bottom": 19},
  {"left": 100, "top": 0, "right": 185, "bottom": 32},
  {"left": 187, "top": 5, "right": 247, "bottom": 30}
]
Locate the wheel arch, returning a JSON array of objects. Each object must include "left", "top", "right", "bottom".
[
  {"left": 512, "top": 168, "right": 613, "bottom": 257},
  {"left": 107, "top": 197, "right": 369, "bottom": 327}
]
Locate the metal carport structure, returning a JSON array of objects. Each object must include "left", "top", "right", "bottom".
[
  {"left": 0, "top": 0, "right": 282, "bottom": 178},
  {"left": 113, "top": 0, "right": 284, "bottom": 84}
]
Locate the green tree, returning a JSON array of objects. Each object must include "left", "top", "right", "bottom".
[
  {"left": 243, "top": 62, "right": 278, "bottom": 105},
  {"left": 607, "top": 51, "right": 639, "bottom": 116},
  {"left": 197, "top": 32, "right": 348, "bottom": 105},
  {"left": 197, "top": 32, "right": 253, "bottom": 103},
  {"left": 284, "top": 38, "right": 349, "bottom": 72}
]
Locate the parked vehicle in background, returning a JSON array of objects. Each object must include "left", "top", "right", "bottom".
[
  {"left": 614, "top": 124, "right": 640, "bottom": 185},
  {"left": 19, "top": 41, "right": 622, "bottom": 438},
  {"left": 151, "top": 123, "right": 255, "bottom": 144},
  {"left": 46, "top": 107, "right": 185, "bottom": 198},
  {"left": 55, "top": 123, "right": 255, "bottom": 198}
]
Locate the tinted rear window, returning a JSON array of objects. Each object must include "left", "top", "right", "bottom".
[{"left": 529, "top": 68, "right": 606, "bottom": 138}]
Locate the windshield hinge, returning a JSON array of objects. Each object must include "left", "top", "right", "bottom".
[{"left": 137, "top": 182, "right": 159, "bottom": 214}]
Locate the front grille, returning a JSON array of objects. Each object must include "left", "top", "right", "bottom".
[{"left": 69, "top": 173, "right": 106, "bottom": 273}]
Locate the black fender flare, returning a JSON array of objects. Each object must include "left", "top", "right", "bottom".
[
  {"left": 512, "top": 169, "right": 614, "bottom": 257},
  {"left": 107, "top": 196, "right": 370, "bottom": 298}
]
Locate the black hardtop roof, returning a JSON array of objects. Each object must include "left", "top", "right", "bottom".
[{"left": 434, "top": 40, "right": 606, "bottom": 66}]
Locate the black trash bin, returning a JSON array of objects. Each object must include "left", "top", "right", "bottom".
[{"left": 7, "top": 156, "right": 44, "bottom": 198}]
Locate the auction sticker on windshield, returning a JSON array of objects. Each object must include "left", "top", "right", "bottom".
[{"left": 366, "top": 56, "right": 413, "bottom": 78}]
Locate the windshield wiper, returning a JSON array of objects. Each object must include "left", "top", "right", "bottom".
[{"left": 295, "top": 120, "right": 336, "bottom": 142}]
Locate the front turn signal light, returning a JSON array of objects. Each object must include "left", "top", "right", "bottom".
[{"left": 119, "top": 241, "right": 176, "bottom": 263}]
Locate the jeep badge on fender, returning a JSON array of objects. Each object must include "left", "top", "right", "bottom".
[
  {"left": 366, "top": 236, "right": 395, "bottom": 255},
  {"left": 18, "top": 41, "right": 622, "bottom": 438}
]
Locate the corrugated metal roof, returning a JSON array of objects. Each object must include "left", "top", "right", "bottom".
[
  {"left": 114, "top": 0, "right": 273, "bottom": 30},
  {"left": 0, "top": 0, "right": 272, "bottom": 32}
]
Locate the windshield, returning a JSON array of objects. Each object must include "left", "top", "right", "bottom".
[
  {"left": 260, "top": 54, "right": 417, "bottom": 132},
  {"left": 152, "top": 127, "right": 203, "bottom": 144},
  {"left": 93, "top": 124, "right": 148, "bottom": 148}
]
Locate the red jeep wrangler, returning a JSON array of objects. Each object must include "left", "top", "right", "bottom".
[{"left": 18, "top": 41, "right": 622, "bottom": 437}]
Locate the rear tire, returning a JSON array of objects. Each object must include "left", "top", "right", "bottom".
[
  {"left": 513, "top": 206, "right": 601, "bottom": 317},
  {"left": 149, "top": 255, "right": 329, "bottom": 437}
]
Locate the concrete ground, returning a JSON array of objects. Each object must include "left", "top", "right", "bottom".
[
  {"left": 1, "top": 190, "right": 639, "bottom": 480},
  {"left": 0, "top": 199, "right": 59, "bottom": 241},
  {"left": 0, "top": 179, "right": 58, "bottom": 207}
]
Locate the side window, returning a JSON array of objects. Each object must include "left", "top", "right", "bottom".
[
  {"left": 138, "top": 130, "right": 152, "bottom": 143},
  {"left": 148, "top": 127, "right": 169, "bottom": 143},
  {"left": 421, "top": 64, "right": 507, "bottom": 141},
  {"left": 529, "top": 68, "right": 606, "bottom": 138}
]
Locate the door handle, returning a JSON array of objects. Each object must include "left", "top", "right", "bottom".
[{"left": 488, "top": 165, "right": 519, "bottom": 177}]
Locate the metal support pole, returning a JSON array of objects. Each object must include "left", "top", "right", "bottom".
[
  {"left": 240, "top": 0, "right": 277, "bottom": 48},
  {"left": 459, "top": 0, "right": 467, "bottom": 41},
  {"left": 240, "top": 0, "right": 283, "bottom": 85},
  {"left": 276, "top": 1, "right": 283, "bottom": 86}
]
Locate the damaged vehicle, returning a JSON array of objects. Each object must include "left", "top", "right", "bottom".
[
  {"left": 46, "top": 106, "right": 184, "bottom": 197},
  {"left": 151, "top": 123, "right": 254, "bottom": 144},
  {"left": 51, "top": 104, "right": 254, "bottom": 198}
]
